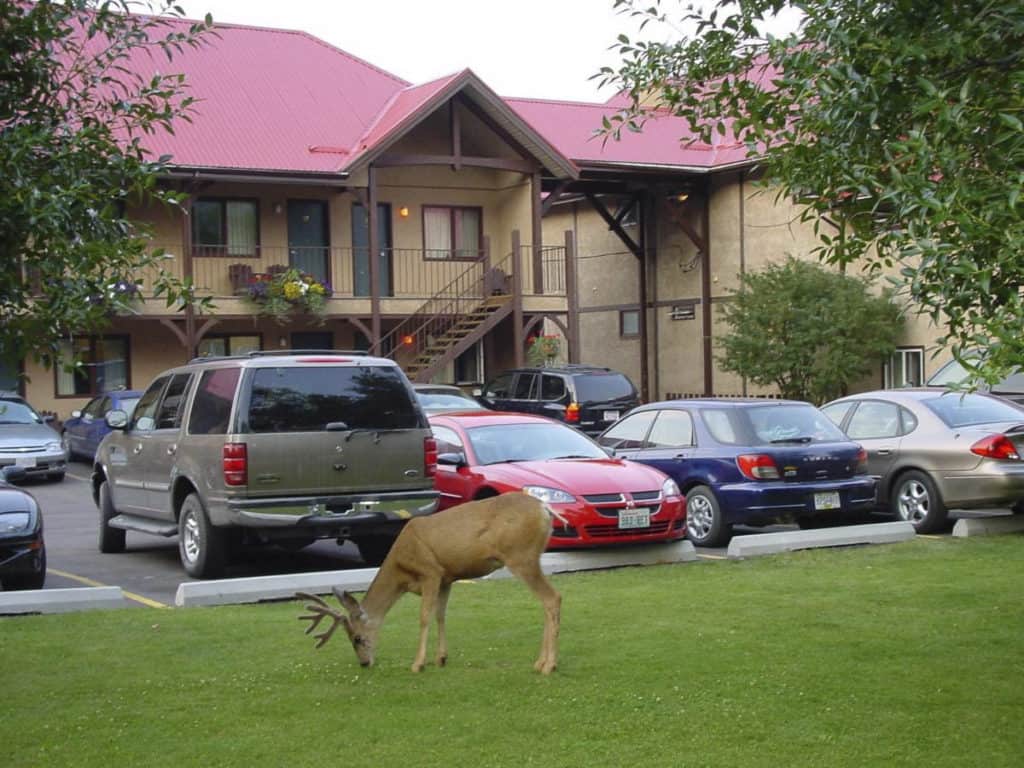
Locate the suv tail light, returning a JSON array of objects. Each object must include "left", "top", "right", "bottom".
[
  {"left": 565, "top": 402, "right": 580, "bottom": 423},
  {"left": 223, "top": 442, "right": 248, "bottom": 486},
  {"left": 424, "top": 436, "right": 438, "bottom": 478},
  {"left": 736, "top": 454, "right": 780, "bottom": 480},
  {"left": 970, "top": 434, "right": 1020, "bottom": 460}
]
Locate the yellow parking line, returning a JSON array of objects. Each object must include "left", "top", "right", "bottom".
[
  {"left": 917, "top": 534, "right": 943, "bottom": 540},
  {"left": 49, "top": 568, "right": 169, "bottom": 609},
  {"left": 697, "top": 553, "right": 727, "bottom": 560}
]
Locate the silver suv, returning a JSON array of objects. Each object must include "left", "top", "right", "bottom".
[{"left": 91, "top": 352, "right": 439, "bottom": 578}]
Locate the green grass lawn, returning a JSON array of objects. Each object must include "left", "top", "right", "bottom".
[{"left": 4, "top": 536, "right": 1023, "bottom": 767}]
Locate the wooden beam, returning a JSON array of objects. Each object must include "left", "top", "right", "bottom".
[
  {"left": 532, "top": 170, "right": 543, "bottom": 294},
  {"left": 540, "top": 179, "right": 572, "bottom": 217},
  {"left": 585, "top": 192, "right": 642, "bottom": 258},
  {"left": 450, "top": 102, "right": 462, "bottom": 171},
  {"left": 700, "top": 178, "right": 713, "bottom": 396},
  {"left": 375, "top": 153, "right": 536, "bottom": 173},
  {"left": 368, "top": 165, "right": 381, "bottom": 352},
  {"left": 564, "top": 230, "right": 580, "bottom": 364},
  {"left": 511, "top": 229, "right": 524, "bottom": 368}
]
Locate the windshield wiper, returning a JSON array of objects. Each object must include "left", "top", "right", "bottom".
[
  {"left": 549, "top": 454, "right": 598, "bottom": 460},
  {"left": 769, "top": 436, "right": 813, "bottom": 444}
]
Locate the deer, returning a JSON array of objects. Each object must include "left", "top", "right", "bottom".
[{"left": 296, "top": 492, "right": 562, "bottom": 674}]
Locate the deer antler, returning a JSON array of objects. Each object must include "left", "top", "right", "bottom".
[{"left": 296, "top": 592, "right": 349, "bottom": 649}]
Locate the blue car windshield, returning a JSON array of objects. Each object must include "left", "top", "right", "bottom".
[
  {"left": 467, "top": 423, "right": 605, "bottom": 465},
  {"left": 702, "top": 404, "right": 848, "bottom": 446},
  {"left": 923, "top": 393, "right": 1024, "bottom": 428}
]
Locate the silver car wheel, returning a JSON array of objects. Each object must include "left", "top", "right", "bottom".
[
  {"left": 687, "top": 494, "right": 715, "bottom": 539},
  {"left": 896, "top": 479, "right": 930, "bottom": 524},
  {"left": 181, "top": 508, "right": 201, "bottom": 565}
]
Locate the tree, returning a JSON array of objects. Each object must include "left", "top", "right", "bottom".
[
  {"left": 0, "top": 0, "right": 212, "bottom": 374},
  {"left": 598, "top": 0, "right": 1024, "bottom": 385},
  {"left": 717, "top": 257, "right": 902, "bottom": 403}
]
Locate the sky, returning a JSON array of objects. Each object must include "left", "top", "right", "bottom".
[{"left": 174, "top": 0, "right": 801, "bottom": 104}]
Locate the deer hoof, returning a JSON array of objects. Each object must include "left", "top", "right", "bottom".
[
  {"left": 534, "top": 658, "right": 557, "bottom": 674},
  {"left": 436, "top": 654, "right": 448, "bottom": 667},
  {"left": 411, "top": 661, "right": 425, "bottom": 673}
]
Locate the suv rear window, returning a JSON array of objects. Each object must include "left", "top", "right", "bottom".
[
  {"left": 247, "top": 366, "right": 419, "bottom": 433},
  {"left": 573, "top": 373, "right": 635, "bottom": 402}
]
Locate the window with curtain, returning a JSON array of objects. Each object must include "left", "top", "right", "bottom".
[
  {"left": 56, "top": 336, "right": 129, "bottom": 396},
  {"left": 423, "top": 205, "right": 481, "bottom": 260},
  {"left": 191, "top": 198, "right": 259, "bottom": 256},
  {"left": 196, "top": 335, "right": 261, "bottom": 358},
  {"left": 884, "top": 347, "right": 924, "bottom": 389}
]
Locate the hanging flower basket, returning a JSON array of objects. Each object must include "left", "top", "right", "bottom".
[
  {"left": 526, "top": 334, "right": 562, "bottom": 366},
  {"left": 244, "top": 268, "right": 332, "bottom": 324}
]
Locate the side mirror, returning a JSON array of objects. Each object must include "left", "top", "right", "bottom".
[
  {"left": 105, "top": 409, "right": 129, "bottom": 430},
  {"left": 42, "top": 414, "right": 55, "bottom": 424},
  {"left": 1, "top": 465, "right": 27, "bottom": 484},
  {"left": 472, "top": 388, "right": 483, "bottom": 397},
  {"left": 71, "top": 409, "right": 83, "bottom": 419},
  {"left": 437, "top": 451, "right": 467, "bottom": 468}
]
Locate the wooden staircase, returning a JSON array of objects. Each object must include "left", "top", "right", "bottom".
[{"left": 381, "top": 252, "right": 515, "bottom": 383}]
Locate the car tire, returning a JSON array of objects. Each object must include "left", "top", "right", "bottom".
[
  {"left": 1, "top": 545, "right": 46, "bottom": 590},
  {"left": 48, "top": 471, "right": 65, "bottom": 482},
  {"left": 178, "top": 493, "right": 227, "bottom": 579},
  {"left": 685, "top": 485, "right": 731, "bottom": 547},
  {"left": 891, "top": 470, "right": 947, "bottom": 533},
  {"left": 97, "top": 481, "right": 126, "bottom": 554},
  {"left": 355, "top": 535, "right": 396, "bottom": 567}
]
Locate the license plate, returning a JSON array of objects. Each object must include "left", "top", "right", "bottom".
[
  {"left": 814, "top": 491, "right": 840, "bottom": 511},
  {"left": 15, "top": 456, "right": 36, "bottom": 468},
  {"left": 603, "top": 410, "right": 620, "bottom": 422},
  {"left": 619, "top": 508, "right": 651, "bottom": 529}
]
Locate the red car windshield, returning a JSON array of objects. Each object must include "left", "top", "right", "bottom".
[{"left": 467, "top": 423, "right": 606, "bottom": 465}]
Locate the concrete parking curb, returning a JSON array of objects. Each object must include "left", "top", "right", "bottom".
[
  {"left": 175, "top": 541, "right": 699, "bottom": 607},
  {"left": 488, "top": 540, "right": 698, "bottom": 580},
  {"left": 0, "top": 586, "right": 127, "bottom": 615},
  {"left": 726, "top": 522, "right": 916, "bottom": 559},
  {"left": 175, "top": 567, "right": 379, "bottom": 607},
  {"left": 952, "top": 515, "right": 1024, "bottom": 538}
]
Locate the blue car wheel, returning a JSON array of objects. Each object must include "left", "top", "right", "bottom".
[{"left": 686, "top": 485, "right": 731, "bottom": 547}]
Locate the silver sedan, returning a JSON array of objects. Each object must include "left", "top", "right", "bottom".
[{"left": 821, "top": 389, "right": 1024, "bottom": 532}]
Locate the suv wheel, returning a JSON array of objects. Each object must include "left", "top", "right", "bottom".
[
  {"left": 97, "top": 481, "right": 126, "bottom": 554},
  {"left": 178, "top": 493, "right": 227, "bottom": 579}
]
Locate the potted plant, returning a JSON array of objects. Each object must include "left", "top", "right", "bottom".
[
  {"left": 244, "top": 268, "right": 331, "bottom": 324},
  {"left": 526, "top": 334, "right": 561, "bottom": 366}
]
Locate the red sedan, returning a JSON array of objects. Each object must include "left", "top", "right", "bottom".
[{"left": 428, "top": 411, "right": 686, "bottom": 548}]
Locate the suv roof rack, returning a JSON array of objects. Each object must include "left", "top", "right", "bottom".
[{"left": 188, "top": 349, "right": 372, "bottom": 364}]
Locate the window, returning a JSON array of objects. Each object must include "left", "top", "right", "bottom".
[
  {"left": 155, "top": 374, "right": 193, "bottom": 430},
  {"left": 197, "top": 335, "right": 261, "bottom": 358},
  {"left": 430, "top": 425, "right": 464, "bottom": 455},
  {"left": 539, "top": 374, "right": 566, "bottom": 402},
  {"left": 56, "top": 336, "right": 129, "bottom": 397},
  {"left": 191, "top": 198, "right": 259, "bottom": 256},
  {"left": 483, "top": 372, "right": 513, "bottom": 398},
  {"left": 821, "top": 401, "right": 855, "bottom": 428},
  {"left": 423, "top": 205, "right": 482, "bottom": 260},
  {"left": 845, "top": 401, "right": 903, "bottom": 440},
  {"left": 511, "top": 373, "right": 537, "bottom": 400},
  {"left": 648, "top": 409, "right": 694, "bottom": 448},
  {"left": 598, "top": 410, "right": 656, "bottom": 450},
  {"left": 189, "top": 368, "right": 240, "bottom": 435},
  {"left": 131, "top": 376, "right": 169, "bottom": 432},
  {"left": 454, "top": 342, "right": 482, "bottom": 385},
  {"left": 247, "top": 366, "right": 418, "bottom": 432},
  {"left": 620, "top": 309, "right": 640, "bottom": 338},
  {"left": 884, "top": 347, "right": 924, "bottom": 388}
]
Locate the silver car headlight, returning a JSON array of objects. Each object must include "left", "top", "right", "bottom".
[
  {"left": 662, "top": 477, "right": 681, "bottom": 498},
  {"left": 523, "top": 486, "right": 576, "bottom": 504},
  {"left": 45, "top": 441, "right": 63, "bottom": 452}
]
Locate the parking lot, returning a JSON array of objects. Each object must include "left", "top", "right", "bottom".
[{"left": 20, "top": 459, "right": 998, "bottom": 610}]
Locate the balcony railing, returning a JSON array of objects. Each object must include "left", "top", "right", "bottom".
[{"left": 144, "top": 242, "right": 567, "bottom": 301}]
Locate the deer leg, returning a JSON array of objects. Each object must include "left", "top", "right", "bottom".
[
  {"left": 412, "top": 577, "right": 442, "bottom": 672},
  {"left": 435, "top": 582, "right": 452, "bottom": 667},
  {"left": 506, "top": 561, "right": 561, "bottom": 674}
]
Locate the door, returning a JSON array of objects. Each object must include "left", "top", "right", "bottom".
[
  {"left": 143, "top": 373, "right": 194, "bottom": 516},
  {"left": 287, "top": 200, "right": 329, "bottom": 283},
  {"left": 109, "top": 376, "right": 169, "bottom": 514},
  {"left": 352, "top": 202, "right": 393, "bottom": 297},
  {"left": 841, "top": 400, "right": 904, "bottom": 482}
]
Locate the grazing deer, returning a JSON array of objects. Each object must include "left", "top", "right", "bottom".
[{"left": 296, "top": 493, "right": 562, "bottom": 674}]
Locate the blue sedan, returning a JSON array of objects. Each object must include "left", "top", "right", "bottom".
[
  {"left": 597, "top": 399, "right": 877, "bottom": 546},
  {"left": 61, "top": 390, "right": 142, "bottom": 461}
]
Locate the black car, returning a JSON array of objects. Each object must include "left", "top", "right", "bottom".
[
  {"left": 477, "top": 365, "right": 639, "bottom": 436},
  {"left": 0, "top": 466, "right": 46, "bottom": 590}
]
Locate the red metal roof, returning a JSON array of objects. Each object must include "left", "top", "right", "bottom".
[{"left": 505, "top": 97, "right": 750, "bottom": 170}]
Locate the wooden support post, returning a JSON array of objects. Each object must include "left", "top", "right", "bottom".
[
  {"left": 564, "top": 230, "right": 579, "bottom": 364},
  {"left": 531, "top": 170, "right": 543, "bottom": 294},
  {"left": 368, "top": 165, "right": 381, "bottom": 352},
  {"left": 181, "top": 190, "right": 196, "bottom": 360},
  {"left": 701, "top": 177, "right": 713, "bottom": 396},
  {"left": 511, "top": 230, "right": 524, "bottom": 368}
]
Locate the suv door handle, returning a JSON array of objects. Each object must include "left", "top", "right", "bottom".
[
  {"left": 166, "top": 445, "right": 177, "bottom": 456},
  {"left": 132, "top": 444, "right": 143, "bottom": 455},
  {"left": 876, "top": 448, "right": 893, "bottom": 456}
]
